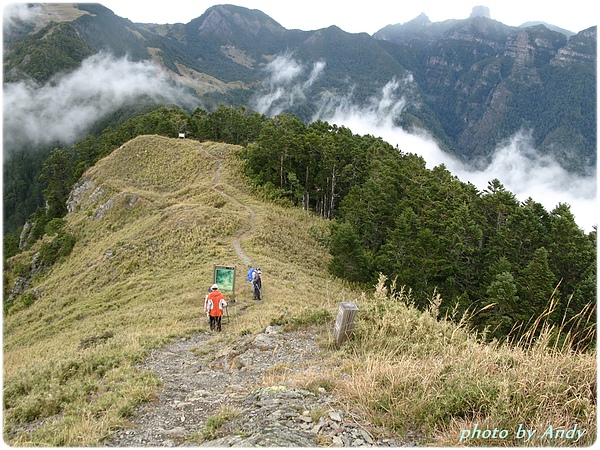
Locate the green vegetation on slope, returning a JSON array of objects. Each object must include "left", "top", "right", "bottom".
[
  {"left": 2, "top": 135, "right": 343, "bottom": 445},
  {"left": 239, "top": 111, "right": 596, "bottom": 342},
  {"left": 5, "top": 4, "right": 595, "bottom": 174},
  {"left": 3, "top": 22, "right": 96, "bottom": 84}
]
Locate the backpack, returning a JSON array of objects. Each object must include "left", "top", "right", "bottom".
[{"left": 247, "top": 268, "right": 255, "bottom": 282}]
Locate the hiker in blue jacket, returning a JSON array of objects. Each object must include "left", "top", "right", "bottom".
[{"left": 252, "top": 267, "right": 262, "bottom": 300}]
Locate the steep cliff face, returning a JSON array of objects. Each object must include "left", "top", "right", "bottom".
[
  {"left": 551, "top": 27, "right": 597, "bottom": 67},
  {"left": 375, "top": 17, "right": 595, "bottom": 169},
  {"left": 453, "top": 26, "right": 564, "bottom": 157},
  {"left": 505, "top": 26, "right": 567, "bottom": 69}
]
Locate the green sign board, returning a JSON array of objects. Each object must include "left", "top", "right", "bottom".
[{"left": 213, "top": 265, "right": 236, "bottom": 292}]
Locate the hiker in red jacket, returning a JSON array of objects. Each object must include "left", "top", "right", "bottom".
[{"left": 205, "top": 284, "right": 228, "bottom": 332}]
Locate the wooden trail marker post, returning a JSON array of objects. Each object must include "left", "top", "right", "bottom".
[{"left": 333, "top": 302, "right": 359, "bottom": 346}]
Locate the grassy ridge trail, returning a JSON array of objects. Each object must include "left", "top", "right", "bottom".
[
  {"left": 3, "top": 136, "right": 353, "bottom": 445},
  {"left": 208, "top": 154, "right": 255, "bottom": 268},
  {"left": 104, "top": 141, "right": 397, "bottom": 446}
]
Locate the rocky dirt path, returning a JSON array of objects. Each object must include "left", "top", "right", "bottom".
[
  {"left": 104, "top": 324, "right": 409, "bottom": 447},
  {"left": 210, "top": 158, "right": 254, "bottom": 267},
  {"left": 104, "top": 326, "right": 324, "bottom": 446}
]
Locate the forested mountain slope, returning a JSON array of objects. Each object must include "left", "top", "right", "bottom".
[
  {"left": 6, "top": 106, "right": 595, "bottom": 343},
  {"left": 3, "top": 4, "right": 596, "bottom": 238}
]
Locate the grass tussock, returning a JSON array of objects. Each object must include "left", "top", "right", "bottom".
[{"left": 4, "top": 136, "right": 595, "bottom": 447}]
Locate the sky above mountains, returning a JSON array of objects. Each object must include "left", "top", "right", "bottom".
[{"left": 100, "top": 0, "right": 597, "bottom": 34}]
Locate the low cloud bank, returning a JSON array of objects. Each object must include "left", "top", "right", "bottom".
[
  {"left": 324, "top": 86, "right": 597, "bottom": 233},
  {"left": 252, "top": 52, "right": 325, "bottom": 116},
  {"left": 3, "top": 53, "right": 195, "bottom": 152},
  {"left": 3, "top": 3, "right": 43, "bottom": 35},
  {"left": 256, "top": 55, "right": 597, "bottom": 232}
]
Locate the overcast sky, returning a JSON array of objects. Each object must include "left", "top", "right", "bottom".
[{"left": 97, "top": 0, "right": 596, "bottom": 34}]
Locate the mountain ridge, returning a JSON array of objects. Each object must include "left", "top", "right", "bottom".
[{"left": 4, "top": 3, "right": 595, "bottom": 173}]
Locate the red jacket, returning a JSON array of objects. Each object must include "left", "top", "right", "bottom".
[{"left": 206, "top": 290, "right": 227, "bottom": 317}]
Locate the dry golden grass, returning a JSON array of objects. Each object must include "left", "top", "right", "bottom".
[
  {"left": 3, "top": 135, "right": 596, "bottom": 446},
  {"left": 330, "top": 276, "right": 597, "bottom": 446}
]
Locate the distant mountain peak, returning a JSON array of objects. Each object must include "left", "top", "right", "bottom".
[
  {"left": 519, "top": 21, "right": 575, "bottom": 37},
  {"left": 409, "top": 13, "right": 432, "bottom": 26},
  {"left": 191, "top": 4, "right": 286, "bottom": 38},
  {"left": 470, "top": 6, "right": 491, "bottom": 19}
]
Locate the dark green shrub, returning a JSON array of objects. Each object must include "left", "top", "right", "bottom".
[{"left": 45, "top": 218, "right": 67, "bottom": 236}]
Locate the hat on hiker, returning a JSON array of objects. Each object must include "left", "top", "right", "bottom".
[{"left": 211, "top": 284, "right": 219, "bottom": 290}]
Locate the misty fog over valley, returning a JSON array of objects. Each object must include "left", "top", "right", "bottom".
[
  {"left": 251, "top": 53, "right": 597, "bottom": 231},
  {"left": 3, "top": 5, "right": 596, "bottom": 447}
]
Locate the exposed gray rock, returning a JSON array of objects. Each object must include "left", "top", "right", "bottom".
[
  {"left": 67, "top": 177, "right": 95, "bottom": 213},
  {"left": 18, "top": 220, "right": 35, "bottom": 249},
  {"left": 85, "top": 186, "right": 106, "bottom": 208},
  {"left": 7, "top": 252, "right": 43, "bottom": 304},
  {"left": 203, "top": 423, "right": 316, "bottom": 447},
  {"left": 95, "top": 197, "right": 116, "bottom": 220},
  {"left": 469, "top": 6, "right": 490, "bottom": 19},
  {"left": 95, "top": 193, "right": 139, "bottom": 220}
]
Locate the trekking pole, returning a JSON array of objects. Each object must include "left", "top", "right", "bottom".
[{"left": 226, "top": 305, "right": 229, "bottom": 324}]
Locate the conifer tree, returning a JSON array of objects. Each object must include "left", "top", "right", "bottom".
[
  {"left": 485, "top": 271, "right": 520, "bottom": 337},
  {"left": 518, "top": 247, "right": 557, "bottom": 321},
  {"left": 328, "top": 221, "right": 371, "bottom": 284}
]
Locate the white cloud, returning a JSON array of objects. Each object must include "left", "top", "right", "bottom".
[
  {"left": 460, "top": 132, "right": 598, "bottom": 232},
  {"left": 330, "top": 101, "right": 597, "bottom": 233},
  {"left": 3, "top": 53, "right": 195, "bottom": 152},
  {"left": 3, "top": 3, "right": 42, "bottom": 34},
  {"left": 264, "top": 53, "right": 304, "bottom": 84},
  {"left": 251, "top": 53, "right": 325, "bottom": 116}
]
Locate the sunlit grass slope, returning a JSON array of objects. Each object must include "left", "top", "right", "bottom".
[
  {"left": 3, "top": 135, "right": 596, "bottom": 447},
  {"left": 334, "top": 278, "right": 596, "bottom": 446}
]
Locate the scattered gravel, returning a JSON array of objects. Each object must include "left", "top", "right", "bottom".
[{"left": 105, "top": 152, "right": 419, "bottom": 447}]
